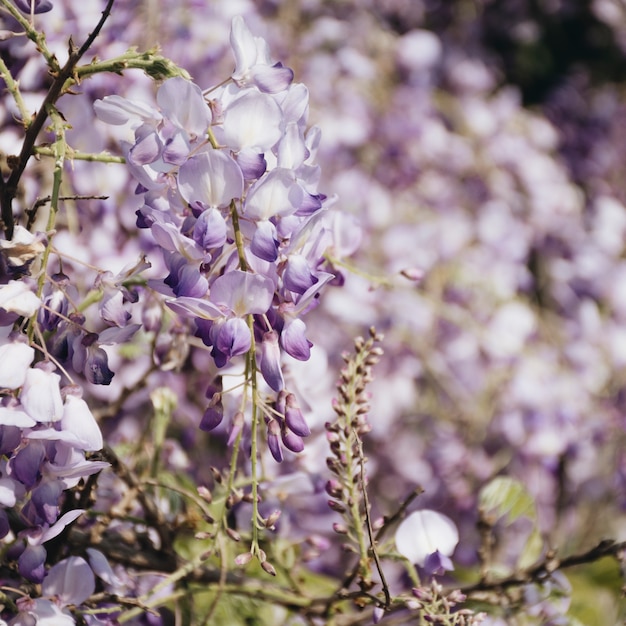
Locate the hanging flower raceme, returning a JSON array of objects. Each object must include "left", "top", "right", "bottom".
[{"left": 94, "top": 15, "right": 355, "bottom": 460}]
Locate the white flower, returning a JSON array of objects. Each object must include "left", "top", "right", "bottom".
[
  {"left": 0, "top": 280, "right": 40, "bottom": 317},
  {"left": 395, "top": 509, "right": 459, "bottom": 566}
]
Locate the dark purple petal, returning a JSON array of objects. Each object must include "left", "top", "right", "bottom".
[
  {"left": 0, "top": 509, "right": 9, "bottom": 539},
  {"left": 281, "top": 319, "right": 312, "bottom": 361},
  {"left": 281, "top": 428, "right": 304, "bottom": 453},
  {"left": 18, "top": 545, "right": 47, "bottom": 583},
  {"left": 174, "top": 265, "right": 209, "bottom": 298},
  {"left": 260, "top": 331, "right": 284, "bottom": 392},
  {"left": 200, "top": 395, "right": 223, "bottom": 431},
  {"left": 284, "top": 394, "right": 310, "bottom": 437},
  {"left": 11, "top": 441, "right": 45, "bottom": 488},
  {"left": 84, "top": 346, "right": 114, "bottom": 385},
  {"left": 14, "top": 0, "right": 53, "bottom": 13},
  {"left": 30, "top": 481, "right": 62, "bottom": 525},
  {"left": 0, "top": 425, "right": 22, "bottom": 455},
  {"left": 267, "top": 419, "right": 283, "bottom": 462},
  {"left": 423, "top": 550, "right": 455, "bottom": 577},
  {"left": 216, "top": 318, "right": 251, "bottom": 357}
]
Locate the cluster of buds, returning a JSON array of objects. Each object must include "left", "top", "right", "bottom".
[{"left": 325, "top": 328, "right": 383, "bottom": 587}]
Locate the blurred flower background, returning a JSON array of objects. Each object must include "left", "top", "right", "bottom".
[{"left": 3, "top": 0, "right": 626, "bottom": 623}]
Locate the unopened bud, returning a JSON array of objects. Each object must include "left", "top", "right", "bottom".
[
  {"left": 327, "top": 499, "right": 345, "bottom": 513},
  {"left": 197, "top": 486, "right": 212, "bottom": 503},
  {"left": 234, "top": 552, "right": 253, "bottom": 566},
  {"left": 261, "top": 561, "right": 276, "bottom": 576},
  {"left": 265, "top": 510, "right": 281, "bottom": 529}
]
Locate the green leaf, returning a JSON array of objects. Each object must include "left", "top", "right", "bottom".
[
  {"left": 518, "top": 526, "right": 544, "bottom": 570},
  {"left": 479, "top": 476, "right": 537, "bottom": 524}
]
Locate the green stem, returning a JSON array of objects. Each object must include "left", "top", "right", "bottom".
[
  {"left": 0, "top": 0, "right": 59, "bottom": 69},
  {"left": 0, "top": 56, "right": 30, "bottom": 124},
  {"left": 74, "top": 48, "right": 190, "bottom": 82},
  {"left": 34, "top": 146, "right": 126, "bottom": 163},
  {"left": 247, "top": 315, "right": 261, "bottom": 554}
]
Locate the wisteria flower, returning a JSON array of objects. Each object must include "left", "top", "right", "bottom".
[{"left": 395, "top": 510, "right": 459, "bottom": 574}]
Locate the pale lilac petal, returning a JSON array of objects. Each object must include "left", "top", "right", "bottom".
[
  {"left": 0, "top": 281, "right": 41, "bottom": 317},
  {"left": 39, "top": 509, "right": 85, "bottom": 544},
  {"left": 166, "top": 296, "right": 223, "bottom": 320},
  {"left": 279, "top": 83, "right": 310, "bottom": 125},
  {"left": 210, "top": 270, "right": 274, "bottom": 316},
  {"left": 150, "top": 221, "right": 204, "bottom": 259},
  {"left": 156, "top": 77, "right": 212, "bottom": 136},
  {"left": 395, "top": 510, "right": 459, "bottom": 567},
  {"left": 86, "top": 548, "right": 124, "bottom": 587},
  {"left": 178, "top": 150, "right": 243, "bottom": 209},
  {"left": 174, "top": 264, "right": 209, "bottom": 298},
  {"left": 0, "top": 342, "right": 34, "bottom": 389},
  {"left": 98, "top": 324, "right": 141, "bottom": 345},
  {"left": 22, "top": 599, "right": 75, "bottom": 626},
  {"left": 222, "top": 91, "right": 283, "bottom": 152},
  {"left": 251, "top": 63, "right": 294, "bottom": 93},
  {"left": 94, "top": 95, "right": 158, "bottom": 126},
  {"left": 230, "top": 16, "right": 258, "bottom": 82},
  {"left": 128, "top": 128, "right": 162, "bottom": 166},
  {"left": 260, "top": 330, "right": 284, "bottom": 392},
  {"left": 42, "top": 556, "right": 95, "bottom": 606},
  {"left": 277, "top": 123, "right": 308, "bottom": 170},
  {"left": 0, "top": 477, "right": 17, "bottom": 507},
  {"left": 281, "top": 318, "right": 312, "bottom": 361},
  {"left": 250, "top": 220, "right": 279, "bottom": 262},
  {"left": 61, "top": 396, "right": 103, "bottom": 451},
  {"left": 244, "top": 168, "right": 304, "bottom": 221},
  {"left": 20, "top": 367, "right": 63, "bottom": 423}
]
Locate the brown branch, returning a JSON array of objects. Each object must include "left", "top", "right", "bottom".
[
  {"left": 1, "top": 0, "right": 115, "bottom": 238},
  {"left": 462, "top": 539, "right": 626, "bottom": 595}
]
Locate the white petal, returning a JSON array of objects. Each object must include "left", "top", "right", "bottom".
[
  {"left": 395, "top": 510, "right": 459, "bottom": 566},
  {"left": 20, "top": 367, "right": 63, "bottom": 423},
  {"left": 60, "top": 396, "right": 103, "bottom": 451},
  {"left": 0, "top": 342, "right": 34, "bottom": 389},
  {"left": 0, "top": 281, "right": 41, "bottom": 317},
  {"left": 223, "top": 91, "right": 283, "bottom": 152}
]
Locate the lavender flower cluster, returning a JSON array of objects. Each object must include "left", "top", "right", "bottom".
[
  {"left": 1, "top": 0, "right": 626, "bottom": 624},
  {"left": 93, "top": 17, "right": 348, "bottom": 460}
]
